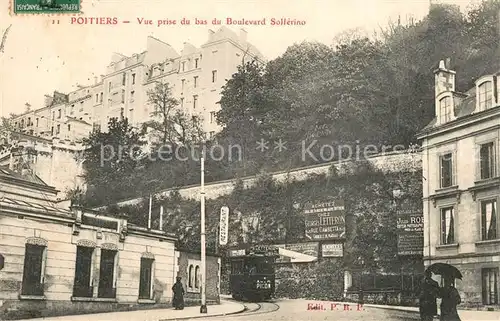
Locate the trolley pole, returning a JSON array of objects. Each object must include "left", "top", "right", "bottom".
[{"left": 200, "top": 148, "right": 207, "bottom": 314}]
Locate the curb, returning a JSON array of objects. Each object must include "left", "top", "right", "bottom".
[{"left": 158, "top": 301, "right": 246, "bottom": 321}]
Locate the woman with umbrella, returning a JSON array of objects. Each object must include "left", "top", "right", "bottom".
[
  {"left": 439, "top": 275, "right": 461, "bottom": 321},
  {"left": 426, "top": 263, "right": 462, "bottom": 321}
]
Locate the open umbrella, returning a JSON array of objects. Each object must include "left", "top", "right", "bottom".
[{"left": 426, "top": 263, "right": 462, "bottom": 280}]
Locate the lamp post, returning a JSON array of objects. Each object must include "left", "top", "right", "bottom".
[
  {"left": 200, "top": 145, "right": 207, "bottom": 314},
  {"left": 359, "top": 257, "right": 364, "bottom": 305}
]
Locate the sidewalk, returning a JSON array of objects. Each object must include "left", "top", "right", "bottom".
[
  {"left": 354, "top": 302, "right": 500, "bottom": 321},
  {"left": 17, "top": 300, "right": 246, "bottom": 321}
]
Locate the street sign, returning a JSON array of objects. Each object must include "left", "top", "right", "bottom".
[
  {"left": 304, "top": 199, "right": 346, "bottom": 240},
  {"left": 219, "top": 206, "right": 229, "bottom": 245}
]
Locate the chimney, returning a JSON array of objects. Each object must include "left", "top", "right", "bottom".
[
  {"left": 433, "top": 59, "right": 457, "bottom": 124},
  {"left": 239, "top": 28, "right": 248, "bottom": 42},
  {"left": 433, "top": 58, "right": 455, "bottom": 97},
  {"left": 25, "top": 103, "right": 31, "bottom": 111},
  {"left": 9, "top": 146, "right": 22, "bottom": 172},
  {"left": 44, "top": 95, "right": 53, "bottom": 107}
]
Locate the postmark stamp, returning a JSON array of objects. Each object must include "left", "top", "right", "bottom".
[{"left": 12, "top": 0, "right": 81, "bottom": 15}]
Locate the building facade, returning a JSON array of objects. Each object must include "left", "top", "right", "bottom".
[
  {"left": 0, "top": 132, "right": 85, "bottom": 198},
  {"left": 10, "top": 27, "right": 265, "bottom": 141},
  {"left": 0, "top": 166, "right": 220, "bottom": 320},
  {"left": 418, "top": 60, "right": 500, "bottom": 309}
]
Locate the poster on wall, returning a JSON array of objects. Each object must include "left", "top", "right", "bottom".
[
  {"left": 274, "top": 242, "right": 319, "bottom": 263},
  {"left": 397, "top": 207, "right": 424, "bottom": 256},
  {"left": 321, "top": 243, "right": 344, "bottom": 257},
  {"left": 303, "top": 199, "right": 345, "bottom": 241}
]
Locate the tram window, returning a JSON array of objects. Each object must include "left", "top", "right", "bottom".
[{"left": 231, "top": 260, "right": 244, "bottom": 274}]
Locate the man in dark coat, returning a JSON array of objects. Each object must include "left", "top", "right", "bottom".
[
  {"left": 172, "top": 276, "right": 185, "bottom": 310},
  {"left": 419, "top": 270, "right": 440, "bottom": 321}
]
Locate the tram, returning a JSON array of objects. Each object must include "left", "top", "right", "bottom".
[{"left": 228, "top": 245, "right": 279, "bottom": 301}]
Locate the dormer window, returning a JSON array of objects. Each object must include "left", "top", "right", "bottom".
[
  {"left": 478, "top": 81, "right": 493, "bottom": 110},
  {"left": 439, "top": 96, "right": 452, "bottom": 123}
]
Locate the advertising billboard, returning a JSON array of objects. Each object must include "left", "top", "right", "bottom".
[
  {"left": 304, "top": 199, "right": 345, "bottom": 240},
  {"left": 321, "top": 243, "right": 344, "bottom": 257},
  {"left": 397, "top": 207, "right": 424, "bottom": 256}
]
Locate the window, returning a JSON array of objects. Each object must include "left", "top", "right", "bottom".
[
  {"left": 52, "top": 111, "right": 55, "bottom": 120},
  {"left": 195, "top": 58, "right": 199, "bottom": 68},
  {"left": 180, "top": 98, "right": 184, "bottom": 108},
  {"left": 439, "top": 97, "right": 452, "bottom": 123},
  {"left": 193, "top": 95, "right": 198, "bottom": 109},
  {"left": 182, "top": 61, "right": 186, "bottom": 72},
  {"left": 51, "top": 127, "right": 54, "bottom": 136},
  {"left": 56, "top": 124, "right": 60, "bottom": 134},
  {"left": 440, "top": 207, "right": 455, "bottom": 245},
  {"left": 139, "top": 258, "right": 154, "bottom": 299},
  {"left": 108, "top": 82, "right": 111, "bottom": 92},
  {"left": 130, "top": 91, "right": 135, "bottom": 102},
  {"left": 181, "top": 79, "right": 185, "bottom": 92},
  {"left": 122, "top": 73, "right": 126, "bottom": 85},
  {"left": 440, "top": 153, "right": 454, "bottom": 188},
  {"left": 36, "top": 118, "right": 39, "bottom": 127},
  {"left": 195, "top": 266, "right": 200, "bottom": 288},
  {"left": 21, "top": 119, "right": 24, "bottom": 128},
  {"left": 212, "top": 70, "right": 217, "bottom": 83},
  {"left": 210, "top": 111, "right": 216, "bottom": 124},
  {"left": 95, "top": 94, "right": 99, "bottom": 103},
  {"left": 71, "top": 104, "right": 75, "bottom": 114},
  {"left": 188, "top": 265, "right": 194, "bottom": 288},
  {"left": 27, "top": 117, "right": 31, "bottom": 126},
  {"left": 21, "top": 244, "right": 47, "bottom": 296},
  {"left": 480, "top": 142, "right": 495, "bottom": 180},
  {"left": 193, "top": 76, "right": 198, "bottom": 88},
  {"left": 100, "top": 93, "right": 103, "bottom": 103},
  {"left": 482, "top": 268, "right": 498, "bottom": 305},
  {"left": 121, "top": 89, "right": 125, "bottom": 103},
  {"left": 80, "top": 101, "right": 84, "bottom": 111},
  {"left": 58, "top": 109, "right": 61, "bottom": 119},
  {"left": 478, "top": 81, "right": 493, "bottom": 110},
  {"left": 98, "top": 249, "right": 117, "bottom": 298},
  {"left": 67, "top": 124, "right": 71, "bottom": 132},
  {"left": 73, "top": 246, "right": 93, "bottom": 297},
  {"left": 132, "top": 73, "right": 136, "bottom": 85},
  {"left": 481, "top": 199, "right": 497, "bottom": 241}
]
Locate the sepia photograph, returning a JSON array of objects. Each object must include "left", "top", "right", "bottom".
[{"left": 0, "top": 0, "right": 499, "bottom": 320}]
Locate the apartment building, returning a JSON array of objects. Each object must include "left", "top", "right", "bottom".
[
  {"left": 11, "top": 27, "right": 265, "bottom": 141},
  {"left": 417, "top": 60, "right": 500, "bottom": 308}
]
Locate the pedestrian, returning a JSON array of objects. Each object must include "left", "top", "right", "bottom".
[
  {"left": 419, "top": 270, "right": 440, "bottom": 321},
  {"left": 172, "top": 276, "right": 185, "bottom": 310},
  {"left": 439, "top": 276, "right": 461, "bottom": 321}
]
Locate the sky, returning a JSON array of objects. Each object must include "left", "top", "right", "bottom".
[{"left": 0, "top": 0, "right": 476, "bottom": 118}]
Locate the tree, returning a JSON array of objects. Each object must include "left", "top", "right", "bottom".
[
  {"left": 143, "top": 81, "right": 204, "bottom": 146},
  {"left": 81, "top": 117, "right": 145, "bottom": 205}
]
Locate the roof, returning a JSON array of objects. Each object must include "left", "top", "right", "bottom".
[
  {"left": 0, "top": 166, "right": 48, "bottom": 186},
  {"left": 419, "top": 70, "right": 500, "bottom": 136},
  {"left": 0, "top": 196, "right": 73, "bottom": 219}
]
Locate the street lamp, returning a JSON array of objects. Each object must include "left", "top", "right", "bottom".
[
  {"left": 200, "top": 144, "right": 207, "bottom": 314},
  {"left": 359, "top": 257, "right": 365, "bottom": 305}
]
